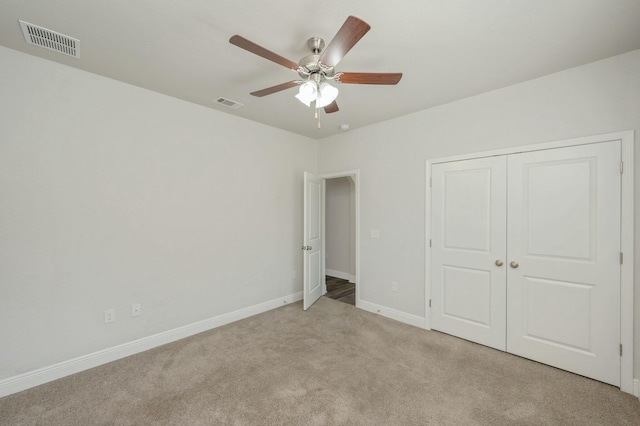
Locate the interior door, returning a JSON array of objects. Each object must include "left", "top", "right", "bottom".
[
  {"left": 506, "top": 141, "right": 621, "bottom": 386},
  {"left": 431, "top": 157, "right": 508, "bottom": 350},
  {"left": 303, "top": 172, "right": 324, "bottom": 310}
]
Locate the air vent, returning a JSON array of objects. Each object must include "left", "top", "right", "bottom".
[
  {"left": 215, "top": 97, "right": 244, "bottom": 109},
  {"left": 19, "top": 20, "right": 80, "bottom": 58}
]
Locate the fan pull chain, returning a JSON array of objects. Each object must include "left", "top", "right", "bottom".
[{"left": 315, "top": 108, "right": 321, "bottom": 129}]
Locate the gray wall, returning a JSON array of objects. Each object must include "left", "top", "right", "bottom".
[
  {"left": 325, "top": 177, "right": 353, "bottom": 278},
  {"left": 0, "top": 46, "right": 317, "bottom": 379},
  {"left": 2, "top": 44, "right": 639, "bottom": 391},
  {"left": 318, "top": 49, "right": 640, "bottom": 380}
]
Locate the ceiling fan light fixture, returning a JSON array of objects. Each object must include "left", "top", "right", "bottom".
[
  {"left": 315, "top": 82, "right": 339, "bottom": 108},
  {"left": 295, "top": 81, "right": 317, "bottom": 107}
]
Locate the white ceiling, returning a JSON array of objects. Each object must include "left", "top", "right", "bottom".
[{"left": 1, "top": 0, "right": 640, "bottom": 139}]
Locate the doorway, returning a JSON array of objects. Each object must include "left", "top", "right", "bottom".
[
  {"left": 303, "top": 170, "right": 360, "bottom": 310},
  {"left": 324, "top": 176, "right": 356, "bottom": 305}
]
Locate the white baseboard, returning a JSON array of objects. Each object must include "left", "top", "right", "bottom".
[
  {"left": 358, "top": 300, "right": 427, "bottom": 329},
  {"left": 634, "top": 379, "right": 639, "bottom": 400},
  {"left": 0, "top": 292, "right": 303, "bottom": 398},
  {"left": 325, "top": 269, "right": 351, "bottom": 281},
  {"left": 349, "top": 275, "right": 356, "bottom": 284}
]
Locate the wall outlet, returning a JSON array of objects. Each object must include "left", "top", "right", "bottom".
[
  {"left": 131, "top": 303, "right": 141, "bottom": 317},
  {"left": 104, "top": 309, "right": 115, "bottom": 323},
  {"left": 392, "top": 281, "right": 399, "bottom": 292}
]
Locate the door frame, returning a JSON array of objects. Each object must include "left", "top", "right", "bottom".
[
  {"left": 318, "top": 170, "right": 361, "bottom": 307},
  {"left": 425, "top": 130, "right": 634, "bottom": 394}
]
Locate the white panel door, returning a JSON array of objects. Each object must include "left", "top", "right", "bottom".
[
  {"left": 431, "top": 157, "right": 508, "bottom": 350},
  {"left": 303, "top": 172, "right": 324, "bottom": 310},
  {"left": 506, "top": 141, "right": 621, "bottom": 386}
]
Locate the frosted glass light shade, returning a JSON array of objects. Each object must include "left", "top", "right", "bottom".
[
  {"left": 315, "top": 82, "right": 339, "bottom": 108},
  {"left": 295, "top": 81, "right": 317, "bottom": 107}
]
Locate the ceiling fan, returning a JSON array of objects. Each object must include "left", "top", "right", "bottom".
[{"left": 229, "top": 16, "right": 402, "bottom": 117}]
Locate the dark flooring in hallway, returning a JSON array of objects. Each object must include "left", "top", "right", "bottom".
[{"left": 324, "top": 276, "right": 355, "bottom": 305}]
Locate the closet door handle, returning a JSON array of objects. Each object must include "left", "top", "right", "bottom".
[
  {"left": 510, "top": 261, "right": 519, "bottom": 269},
  {"left": 495, "top": 260, "right": 504, "bottom": 267}
]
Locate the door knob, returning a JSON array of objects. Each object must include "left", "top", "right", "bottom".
[
  {"left": 495, "top": 260, "right": 504, "bottom": 267},
  {"left": 510, "top": 261, "right": 519, "bottom": 269}
]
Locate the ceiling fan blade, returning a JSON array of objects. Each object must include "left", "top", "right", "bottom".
[
  {"left": 229, "top": 35, "right": 299, "bottom": 70},
  {"left": 324, "top": 101, "right": 339, "bottom": 114},
  {"left": 336, "top": 72, "right": 403, "bottom": 85},
  {"left": 320, "top": 16, "right": 371, "bottom": 67},
  {"left": 250, "top": 81, "right": 299, "bottom": 97}
]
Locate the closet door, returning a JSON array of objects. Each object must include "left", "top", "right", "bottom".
[
  {"left": 506, "top": 141, "right": 621, "bottom": 386},
  {"left": 431, "top": 157, "right": 507, "bottom": 350}
]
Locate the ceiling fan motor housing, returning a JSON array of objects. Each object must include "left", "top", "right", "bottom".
[
  {"left": 298, "top": 37, "right": 336, "bottom": 79},
  {"left": 299, "top": 54, "right": 322, "bottom": 73}
]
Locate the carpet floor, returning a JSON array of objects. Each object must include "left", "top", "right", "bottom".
[{"left": 1, "top": 297, "right": 639, "bottom": 425}]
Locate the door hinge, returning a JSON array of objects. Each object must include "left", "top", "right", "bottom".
[
  {"left": 429, "top": 239, "right": 432, "bottom": 248},
  {"left": 620, "top": 252, "right": 623, "bottom": 264},
  {"left": 620, "top": 161, "right": 624, "bottom": 174},
  {"left": 620, "top": 344, "right": 623, "bottom": 356},
  {"left": 429, "top": 299, "right": 431, "bottom": 308},
  {"left": 429, "top": 177, "right": 432, "bottom": 187}
]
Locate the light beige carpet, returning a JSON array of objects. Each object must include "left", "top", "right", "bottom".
[{"left": 1, "top": 297, "right": 639, "bottom": 425}]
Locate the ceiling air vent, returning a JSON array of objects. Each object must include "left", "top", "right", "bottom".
[
  {"left": 19, "top": 20, "right": 80, "bottom": 58},
  {"left": 215, "top": 97, "right": 244, "bottom": 109}
]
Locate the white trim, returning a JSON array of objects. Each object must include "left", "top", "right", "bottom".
[
  {"left": 633, "top": 379, "right": 640, "bottom": 400},
  {"left": 0, "top": 292, "right": 303, "bottom": 398},
  {"left": 319, "top": 170, "right": 360, "bottom": 308},
  {"left": 326, "top": 269, "right": 351, "bottom": 281},
  {"left": 349, "top": 275, "right": 356, "bottom": 284},
  {"left": 427, "top": 130, "right": 633, "bottom": 164},
  {"left": 358, "top": 300, "right": 427, "bottom": 329},
  {"left": 425, "top": 130, "right": 634, "bottom": 394},
  {"left": 321, "top": 178, "right": 327, "bottom": 296},
  {"left": 425, "top": 161, "right": 433, "bottom": 330},
  {"left": 619, "top": 131, "right": 634, "bottom": 394}
]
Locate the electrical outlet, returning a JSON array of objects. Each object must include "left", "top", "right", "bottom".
[
  {"left": 104, "top": 309, "right": 115, "bottom": 323},
  {"left": 131, "top": 303, "right": 141, "bottom": 317},
  {"left": 392, "top": 281, "right": 399, "bottom": 292}
]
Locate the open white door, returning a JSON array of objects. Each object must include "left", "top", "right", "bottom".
[{"left": 303, "top": 172, "right": 324, "bottom": 310}]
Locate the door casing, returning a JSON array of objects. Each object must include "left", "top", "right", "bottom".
[{"left": 425, "top": 130, "right": 634, "bottom": 394}]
